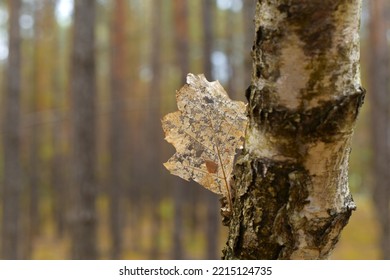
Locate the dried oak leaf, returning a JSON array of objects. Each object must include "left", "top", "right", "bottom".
[{"left": 162, "top": 73, "right": 247, "bottom": 201}]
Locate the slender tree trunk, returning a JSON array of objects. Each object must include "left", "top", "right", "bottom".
[
  {"left": 51, "top": 141, "right": 66, "bottom": 238},
  {"left": 172, "top": 0, "right": 190, "bottom": 260},
  {"left": 1, "top": 0, "right": 22, "bottom": 260},
  {"left": 202, "top": 0, "right": 220, "bottom": 260},
  {"left": 51, "top": 1, "right": 70, "bottom": 238},
  {"left": 223, "top": 0, "right": 364, "bottom": 260},
  {"left": 27, "top": 0, "right": 56, "bottom": 251},
  {"left": 368, "top": 0, "right": 390, "bottom": 260},
  {"left": 109, "top": 0, "right": 128, "bottom": 259},
  {"left": 51, "top": 78, "right": 66, "bottom": 238},
  {"left": 148, "top": 0, "right": 163, "bottom": 259},
  {"left": 126, "top": 2, "right": 141, "bottom": 253},
  {"left": 70, "top": 0, "right": 98, "bottom": 259}
]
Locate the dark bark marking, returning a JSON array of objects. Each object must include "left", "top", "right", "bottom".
[
  {"left": 250, "top": 88, "right": 365, "bottom": 144},
  {"left": 252, "top": 25, "right": 283, "bottom": 81},
  {"left": 277, "top": 0, "right": 346, "bottom": 56}
]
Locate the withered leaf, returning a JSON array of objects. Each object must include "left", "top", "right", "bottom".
[{"left": 162, "top": 73, "right": 247, "bottom": 202}]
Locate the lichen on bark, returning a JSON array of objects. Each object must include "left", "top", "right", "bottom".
[{"left": 223, "top": 0, "right": 364, "bottom": 259}]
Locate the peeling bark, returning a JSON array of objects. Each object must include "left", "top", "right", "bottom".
[{"left": 223, "top": 0, "right": 364, "bottom": 260}]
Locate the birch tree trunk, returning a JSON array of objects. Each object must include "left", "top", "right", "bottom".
[{"left": 223, "top": 0, "right": 364, "bottom": 260}]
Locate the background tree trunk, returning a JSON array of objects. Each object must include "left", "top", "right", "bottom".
[
  {"left": 26, "top": 0, "right": 56, "bottom": 254},
  {"left": 148, "top": 0, "right": 163, "bottom": 259},
  {"left": 1, "top": 0, "right": 22, "bottom": 260},
  {"left": 109, "top": 0, "right": 128, "bottom": 260},
  {"left": 172, "top": 0, "right": 190, "bottom": 260},
  {"left": 223, "top": 0, "right": 364, "bottom": 260},
  {"left": 70, "top": 0, "right": 98, "bottom": 260},
  {"left": 368, "top": 0, "right": 390, "bottom": 260},
  {"left": 202, "top": 0, "right": 220, "bottom": 260},
  {"left": 50, "top": 0, "right": 69, "bottom": 240}
]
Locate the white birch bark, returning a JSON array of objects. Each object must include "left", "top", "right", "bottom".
[{"left": 223, "top": 0, "right": 364, "bottom": 260}]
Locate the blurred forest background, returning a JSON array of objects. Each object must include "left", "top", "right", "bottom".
[{"left": 0, "top": 0, "right": 389, "bottom": 260}]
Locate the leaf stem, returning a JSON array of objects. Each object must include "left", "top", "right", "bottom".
[
  {"left": 215, "top": 141, "right": 233, "bottom": 211},
  {"left": 207, "top": 114, "right": 233, "bottom": 210}
]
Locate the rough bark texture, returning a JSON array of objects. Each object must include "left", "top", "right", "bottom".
[
  {"left": 70, "top": 0, "right": 98, "bottom": 259},
  {"left": 1, "top": 0, "right": 22, "bottom": 260},
  {"left": 368, "top": 0, "right": 390, "bottom": 260},
  {"left": 223, "top": 0, "right": 364, "bottom": 260}
]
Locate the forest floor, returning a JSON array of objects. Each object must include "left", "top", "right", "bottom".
[{"left": 30, "top": 194, "right": 378, "bottom": 260}]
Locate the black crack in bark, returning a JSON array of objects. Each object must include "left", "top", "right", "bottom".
[
  {"left": 252, "top": 25, "right": 283, "bottom": 81},
  {"left": 222, "top": 157, "right": 310, "bottom": 259}
]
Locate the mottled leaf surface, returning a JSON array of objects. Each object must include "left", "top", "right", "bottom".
[{"left": 162, "top": 74, "right": 247, "bottom": 199}]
